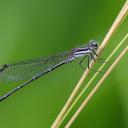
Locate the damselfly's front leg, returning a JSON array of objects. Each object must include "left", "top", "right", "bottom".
[{"left": 91, "top": 49, "right": 108, "bottom": 63}]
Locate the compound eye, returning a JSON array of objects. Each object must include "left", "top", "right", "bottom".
[
  {"left": 93, "top": 42, "right": 98, "bottom": 48},
  {"left": 90, "top": 40, "right": 99, "bottom": 48}
]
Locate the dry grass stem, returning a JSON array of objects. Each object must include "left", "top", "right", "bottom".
[
  {"left": 51, "top": 1, "right": 128, "bottom": 128},
  {"left": 65, "top": 44, "right": 128, "bottom": 128},
  {"left": 57, "top": 33, "right": 128, "bottom": 127}
]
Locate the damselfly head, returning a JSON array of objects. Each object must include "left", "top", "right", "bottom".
[{"left": 89, "top": 40, "right": 99, "bottom": 50}]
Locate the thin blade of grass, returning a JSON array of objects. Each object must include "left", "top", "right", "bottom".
[
  {"left": 57, "top": 33, "right": 128, "bottom": 127},
  {"left": 51, "top": 1, "right": 128, "bottom": 127},
  {"left": 65, "top": 44, "right": 128, "bottom": 128}
]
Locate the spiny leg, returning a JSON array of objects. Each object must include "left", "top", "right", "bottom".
[
  {"left": 92, "top": 49, "right": 98, "bottom": 56},
  {"left": 78, "top": 55, "right": 92, "bottom": 77},
  {"left": 81, "top": 54, "right": 96, "bottom": 70},
  {"left": 89, "top": 52, "right": 105, "bottom": 74},
  {"left": 91, "top": 49, "right": 108, "bottom": 63},
  {"left": 79, "top": 55, "right": 88, "bottom": 70},
  {"left": 90, "top": 52, "right": 96, "bottom": 62},
  {"left": 87, "top": 54, "right": 91, "bottom": 69}
]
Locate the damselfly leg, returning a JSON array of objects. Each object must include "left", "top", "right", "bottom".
[
  {"left": 78, "top": 55, "right": 88, "bottom": 70},
  {"left": 79, "top": 53, "right": 105, "bottom": 74}
]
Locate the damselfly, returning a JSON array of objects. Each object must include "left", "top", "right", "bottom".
[{"left": 0, "top": 40, "right": 99, "bottom": 101}]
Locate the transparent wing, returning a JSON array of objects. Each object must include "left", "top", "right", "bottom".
[{"left": 0, "top": 51, "right": 72, "bottom": 82}]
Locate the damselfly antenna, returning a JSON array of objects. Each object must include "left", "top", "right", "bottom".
[{"left": 0, "top": 40, "right": 99, "bottom": 102}]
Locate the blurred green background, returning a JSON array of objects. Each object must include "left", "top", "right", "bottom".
[{"left": 0, "top": 0, "right": 128, "bottom": 128}]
